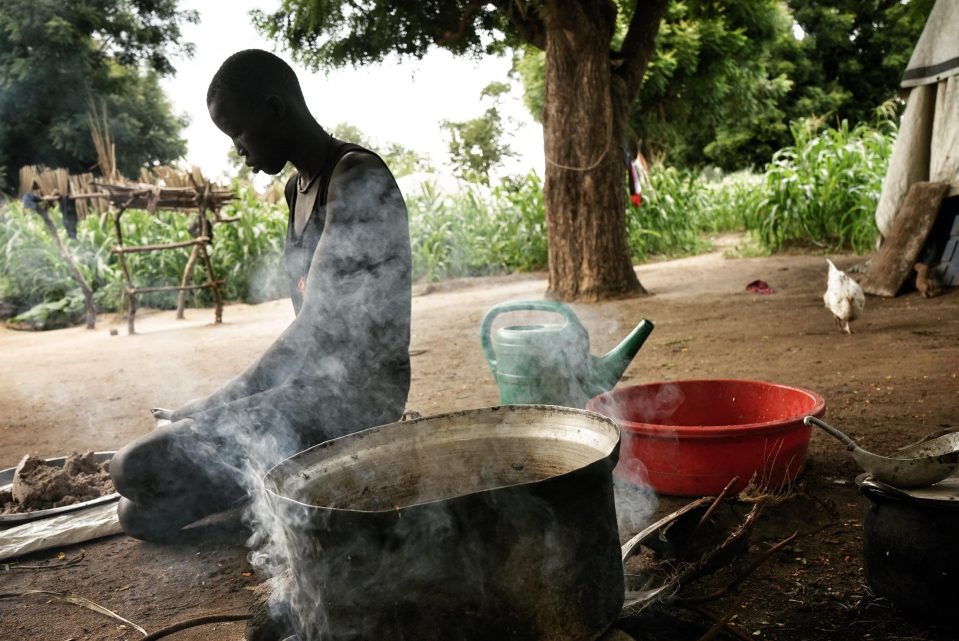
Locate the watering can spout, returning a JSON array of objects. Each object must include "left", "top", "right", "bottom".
[{"left": 590, "top": 319, "right": 655, "bottom": 394}]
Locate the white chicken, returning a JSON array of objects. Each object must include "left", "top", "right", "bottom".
[{"left": 823, "top": 259, "right": 865, "bottom": 334}]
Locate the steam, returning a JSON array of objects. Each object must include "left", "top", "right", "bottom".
[
  {"left": 144, "top": 157, "right": 412, "bottom": 639},
  {"left": 596, "top": 377, "right": 688, "bottom": 535},
  {"left": 614, "top": 476, "right": 658, "bottom": 533},
  {"left": 246, "top": 255, "right": 290, "bottom": 304},
  {"left": 489, "top": 305, "right": 665, "bottom": 553},
  {"left": 153, "top": 158, "right": 666, "bottom": 639},
  {"left": 251, "top": 407, "right": 626, "bottom": 641}
]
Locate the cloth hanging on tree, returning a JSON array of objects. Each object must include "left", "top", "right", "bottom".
[{"left": 626, "top": 147, "right": 649, "bottom": 208}]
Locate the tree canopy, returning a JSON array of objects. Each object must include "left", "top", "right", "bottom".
[
  {"left": 441, "top": 82, "right": 514, "bottom": 185},
  {"left": 253, "top": 2, "right": 522, "bottom": 67},
  {"left": 516, "top": 0, "right": 934, "bottom": 171},
  {"left": 330, "top": 122, "right": 433, "bottom": 177},
  {"left": 784, "top": 0, "right": 935, "bottom": 127},
  {"left": 255, "top": 0, "right": 670, "bottom": 301},
  {"left": 0, "top": 0, "right": 197, "bottom": 191}
]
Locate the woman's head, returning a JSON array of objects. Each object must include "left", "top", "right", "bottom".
[{"left": 207, "top": 49, "right": 309, "bottom": 175}]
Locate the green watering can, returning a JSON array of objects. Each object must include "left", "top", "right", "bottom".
[{"left": 480, "top": 300, "right": 654, "bottom": 408}]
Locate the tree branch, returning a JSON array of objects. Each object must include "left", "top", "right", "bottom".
[
  {"left": 493, "top": 0, "right": 546, "bottom": 50},
  {"left": 436, "top": 0, "right": 490, "bottom": 47},
  {"left": 616, "top": 0, "right": 670, "bottom": 98}
]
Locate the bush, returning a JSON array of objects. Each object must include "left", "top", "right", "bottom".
[
  {"left": 407, "top": 172, "right": 547, "bottom": 282},
  {"left": 405, "top": 167, "right": 755, "bottom": 282},
  {"left": 745, "top": 117, "right": 894, "bottom": 252},
  {"left": 628, "top": 167, "right": 710, "bottom": 261},
  {"left": 207, "top": 187, "right": 288, "bottom": 304},
  {"left": 627, "top": 166, "right": 761, "bottom": 261},
  {"left": 699, "top": 171, "right": 763, "bottom": 235},
  {"left": 0, "top": 117, "right": 892, "bottom": 330},
  {"left": 0, "top": 204, "right": 104, "bottom": 317},
  {"left": 0, "top": 191, "right": 289, "bottom": 327}
]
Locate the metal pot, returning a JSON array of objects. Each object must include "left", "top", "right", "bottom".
[
  {"left": 263, "top": 405, "right": 625, "bottom": 641},
  {"left": 858, "top": 474, "right": 959, "bottom": 625}
]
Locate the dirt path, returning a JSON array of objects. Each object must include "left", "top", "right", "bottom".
[{"left": 1, "top": 245, "right": 957, "bottom": 640}]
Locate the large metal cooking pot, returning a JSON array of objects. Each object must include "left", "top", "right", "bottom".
[
  {"left": 263, "top": 405, "right": 625, "bottom": 641},
  {"left": 858, "top": 473, "right": 959, "bottom": 625}
]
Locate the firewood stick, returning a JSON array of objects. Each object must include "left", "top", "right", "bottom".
[
  {"left": 676, "top": 503, "right": 762, "bottom": 586},
  {"left": 682, "top": 597, "right": 754, "bottom": 641},
  {"left": 621, "top": 496, "right": 711, "bottom": 563},
  {"left": 694, "top": 477, "right": 739, "bottom": 533},
  {"left": 679, "top": 531, "right": 797, "bottom": 604}
]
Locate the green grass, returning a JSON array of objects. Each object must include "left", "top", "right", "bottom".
[
  {"left": 0, "top": 116, "right": 895, "bottom": 329},
  {"left": 0, "top": 189, "right": 289, "bottom": 327},
  {"left": 745, "top": 117, "right": 894, "bottom": 252},
  {"left": 406, "top": 172, "right": 547, "bottom": 282},
  {"left": 633, "top": 115, "right": 894, "bottom": 256}
]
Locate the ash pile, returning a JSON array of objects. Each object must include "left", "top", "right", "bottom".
[{"left": 0, "top": 452, "right": 114, "bottom": 513}]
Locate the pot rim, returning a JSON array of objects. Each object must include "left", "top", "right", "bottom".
[
  {"left": 262, "top": 404, "right": 621, "bottom": 515},
  {"left": 587, "top": 379, "right": 826, "bottom": 437},
  {"left": 857, "top": 473, "right": 959, "bottom": 510}
]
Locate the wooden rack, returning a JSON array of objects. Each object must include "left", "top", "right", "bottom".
[{"left": 95, "top": 181, "right": 235, "bottom": 334}]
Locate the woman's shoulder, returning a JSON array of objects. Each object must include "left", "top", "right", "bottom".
[
  {"left": 335, "top": 147, "right": 387, "bottom": 174},
  {"left": 330, "top": 147, "right": 398, "bottom": 193}
]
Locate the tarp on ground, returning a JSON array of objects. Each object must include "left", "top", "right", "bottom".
[{"left": 875, "top": 0, "right": 959, "bottom": 237}]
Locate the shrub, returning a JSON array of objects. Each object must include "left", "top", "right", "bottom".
[
  {"left": 0, "top": 191, "right": 289, "bottom": 326},
  {"left": 745, "top": 117, "right": 894, "bottom": 252},
  {"left": 628, "top": 166, "right": 762, "bottom": 261},
  {"left": 0, "top": 116, "right": 893, "bottom": 331},
  {"left": 628, "top": 167, "right": 710, "bottom": 261},
  {"left": 206, "top": 187, "right": 288, "bottom": 304},
  {"left": 407, "top": 172, "right": 547, "bottom": 282}
]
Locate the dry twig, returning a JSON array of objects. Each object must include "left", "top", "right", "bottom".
[
  {"left": 139, "top": 612, "right": 252, "bottom": 640},
  {"left": 0, "top": 589, "right": 146, "bottom": 635},
  {"left": 621, "top": 496, "right": 711, "bottom": 563},
  {"left": 675, "top": 502, "right": 763, "bottom": 587},
  {"left": 680, "top": 531, "right": 798, "bottom": 605},
  {"left": 691, "top": 476, "right": 739, "bottom": 539},
  {"left": 1, "top": 551, "right": 86, "bottom": 572},
  {"left": 683, "top": 597, "right": 754, "bottom": 641}
]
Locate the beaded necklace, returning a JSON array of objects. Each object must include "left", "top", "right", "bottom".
[{"left": 296, "top": 172, "right": 320, "bottom": 194}]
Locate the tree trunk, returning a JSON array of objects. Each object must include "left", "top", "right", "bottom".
[{"left": 540, "top": 0, "right": 647, "bottom": 302}]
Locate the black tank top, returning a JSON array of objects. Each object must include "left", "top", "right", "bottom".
[{"left": 283, "top": 138, "right": 369, "bottom": 314}]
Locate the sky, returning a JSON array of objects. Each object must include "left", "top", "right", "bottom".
[{"left": 160, "top": 0, "right": 545, "bottom": 185}]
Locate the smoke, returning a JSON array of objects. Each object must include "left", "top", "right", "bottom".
[
  {"left": 123, "top": 157, "right": 412, "bottom": 639},
  {"left": 631, "top": 382, "right": 685, "bottom": 424},
  {"left": 589, "top": 379, "right": 691, "bottom": 535},
  {"left": 245, "top": 255, "right": 290, "bottom": 304},
  {"left": 614, "top": 475, "right": 658, "bottom": 534},
  {"left": 484, "top": 303, "right": 663, "bottom": 570},
  {"left": 255, "top": 406, "right": 625, "bottom": 641},
  {"left": 123, "top": 156, "right": 662, "bottom": 639}
]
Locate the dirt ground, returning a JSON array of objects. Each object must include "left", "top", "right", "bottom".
[{"left": 1, "top": 241, "right": 957, "bottom": 641}]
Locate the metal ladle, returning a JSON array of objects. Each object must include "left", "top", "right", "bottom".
[{"left": 805, "top": 416, "right": 959, "bottom": 489}]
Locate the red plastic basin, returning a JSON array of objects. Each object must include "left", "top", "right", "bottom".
[{"left": 587, "top": 379, "right": 826, "bottom": 496}]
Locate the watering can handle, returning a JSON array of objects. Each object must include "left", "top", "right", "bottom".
[{"left": 480, "top": 300, "right": 585, "bottom": 372}]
